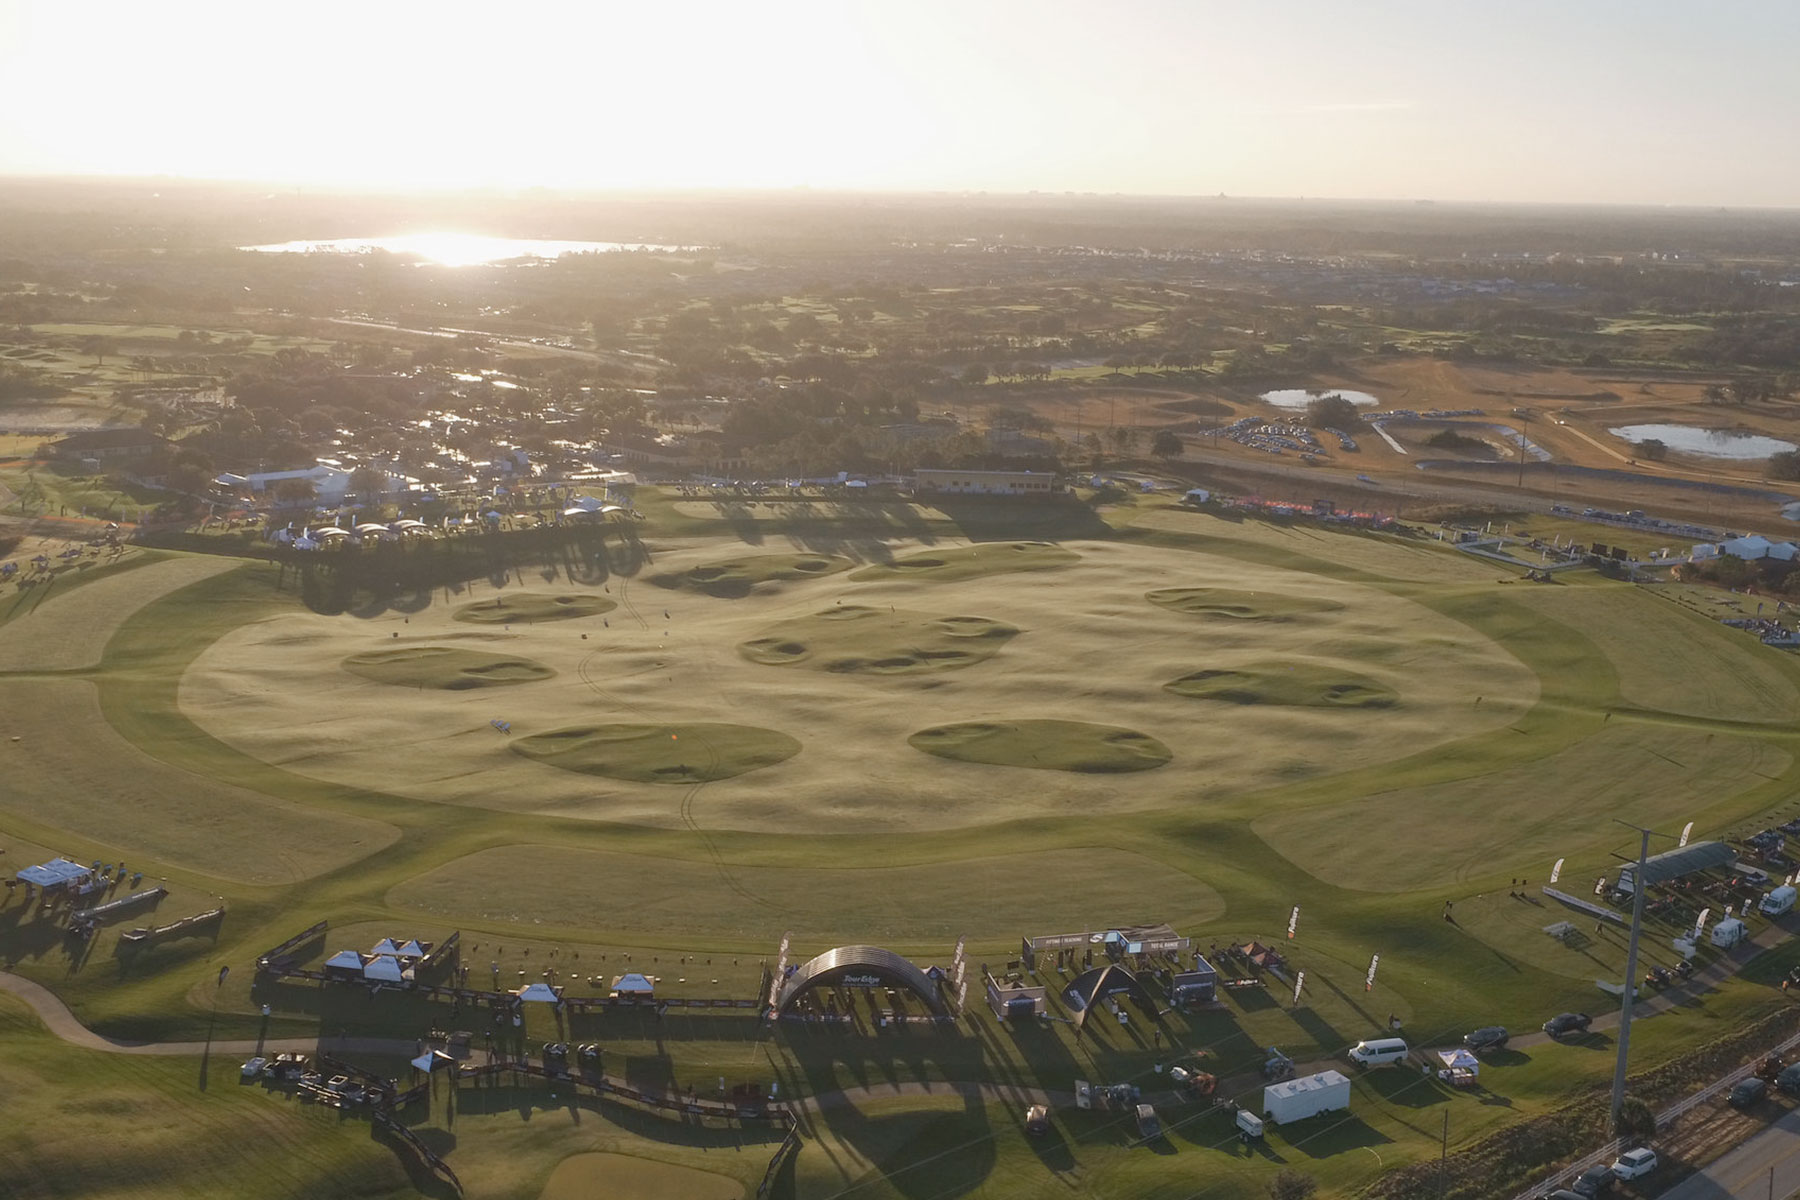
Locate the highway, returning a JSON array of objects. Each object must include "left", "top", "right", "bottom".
[{"left": 1660, "top": 1108, "right": 1800, "bottom": 1200}]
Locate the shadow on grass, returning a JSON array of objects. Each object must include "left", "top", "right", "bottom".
[{"left": 1281, "top": 1114, "right": 1394, "bottom": 1159}]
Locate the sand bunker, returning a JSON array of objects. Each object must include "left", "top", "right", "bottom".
[
  {"left": 511, "top": 722, "right": 801, "bottom": 783},
  {"left": 453, "top": 592, "right": 616, "bottom": 624},
  {"left": 1166, "top": 662, "right": 1397, "bottom": 708},
  {"left": 342, "top": 646, "right": 555, "bottom": 690},
  {"left": 1146, "top": 587, "right": 1343, "bottom": 620},
  {"left": 850, "top": 540, "right": 1079, "bottom": 583},
  {"left": 648, "top": 552, "right": 852, "bottom": 597},
  {"left": 739, "top": 606, "right": 1017, "bottom": 674},
  {"left": 910, "top": 719, "right": 1172, "bottom": 773}
]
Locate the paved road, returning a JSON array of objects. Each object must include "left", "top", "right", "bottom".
[
  {"left": 0, "top": 971, "right": 430, "bottom": 1060},
  {"left": 1659, "top": 1107, "right": 1800, "bottom": 1200}
]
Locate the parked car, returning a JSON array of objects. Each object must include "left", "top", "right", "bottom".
[
  {"left": 1135, "top": 1104, "right": 1162, "bottom": 1139},
  {"left": 1542, "top": 1012, "right": 1593, "bottom": 1038},
  {"left": 1025, "top": 1104, "right": 1050, "bottom": 1136},
  {"left": 1776, "top": 1064, "right": 1800, "bottom": 1096},
  {"left": 1730, "top": 1077, "right": 1768, "bottom": 1108},
  {"left": 1571, "top": 1163, "right": 1615, "bottom": 1197},
  {"left": 1464, "top": 1026, "right": 1509, "bottom": 1052},
  {"left": 1610, "top": 1148, "right": 1659, "bottom": 1180}
]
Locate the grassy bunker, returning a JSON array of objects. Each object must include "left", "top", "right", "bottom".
[
  {"left": 849, "top": 540, "right": 1080, "bottom": 583},
  {"left": 648, "top": 552, "right": 853, "bottom": 597},
  {"left": 1146, "top": 586, "right": 1343, "bottom": 620},
  {"left": 739, "top": 605, "right": 1018, "bottom": 674},
  {"left": 511, "top": 722, "right": 800, "bottom": 783},
  {"left": 1165, "top": 662, "right": 1397, "bottom": 708},
  {"left": 342, "top": 646, "right": 556, "bottom": 690},
  {"left": 452, "top": 592, "right": 616, "bottom": 624},
  {"left": 909, "top": 719, "right": 1172, "bottom": 773}
]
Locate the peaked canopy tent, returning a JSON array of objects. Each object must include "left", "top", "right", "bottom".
[
  {"left": 1436, "top": 1048, "right": 1480, "bottom": 1075},
  {"left": 774, "top": 945, "right": 949, "bottom": 1019},
  {"left": 364, "top": 955, "right": 407, "bottom": 983},
  {"left": 611, "top": 973, "right": 656, "bottom": 995},
  {"left": 323, "top": 950, "right": 366, "bottom": 973},
  {"left": 370, "top": 938, "right": 401, "bottom": 956},
  {"left": 396, "top": 940, "right": 427, "bottom": 959},
  {"left": 514, "top": 982, "right": 563, "bottom": 1004},
  {"left": 1060, "top": 964, "right": 1162, "bottom": 1032}
]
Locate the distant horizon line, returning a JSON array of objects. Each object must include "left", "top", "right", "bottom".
[{"left": 1, "top": 171, "right": 1796, "bottom": 214}]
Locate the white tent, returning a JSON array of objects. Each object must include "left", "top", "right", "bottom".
[
  {"left": 514, "top": 982, "right": 563, "bottom": 1004},
  {"left": 397, "top": 940, "right": 427, "bottom": 959},
  {"left": 324, "top": 950, "right": 366, "bottom": 972},
  {"left": 611, "top": 972, "right": 655, "bottom": 994},
  {"left": 355, "top": 523, "right": 389, "bottom": 535},
  {"left": 364, "top": 955, "right": 406, "bottom": 983},
  {"left": 1436, "top": 1048, "right": 1480, "bottom": 1075},
  {"left": 411, "top": 1050, "right": 456, "bottom": 1073},
  {"left": 371, "top": 938, "right": 401, "bottom": 956}
]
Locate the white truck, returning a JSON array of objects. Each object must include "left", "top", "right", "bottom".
[
  {"left": 1761, "top": 886, "right": 1797, "bottom": 917},
  {"left": 1711, "top": 916, "right": 1748, "bottom": 948}
]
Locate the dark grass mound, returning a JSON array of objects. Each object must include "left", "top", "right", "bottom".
[
  {"left": 648, "top": 552, "right": 853, "bottom": 597},
  {"left": 849, "top": 540, "right": 1079, "bottom": 583},
  {"left": 1165, "top": 662, "right": 1397, "bottom": 708},
  {"left": 1146, "top": 587, "right": 1342, "bottom": 621},
  {"left": 739, "top": 606, "right": 1017, "bottom": 674},
  {"left": 909, "top": 719, "right": 1172, "bottom": 773},
  {"left": 511, "top": 723, "right": 801, "bottom": 783},
  {"left": 452, "top": 592, "right": 616, "bottom": 624},
  {"left": 342, "top": 646, "right": 556, "bottom": 690}
]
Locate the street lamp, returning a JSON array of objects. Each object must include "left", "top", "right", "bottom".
[{"left": 1610, "top": 820, "right": 1677, "bottom": 1132}]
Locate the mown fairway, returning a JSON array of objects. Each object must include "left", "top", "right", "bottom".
[{"left": 7, "top": 489, "right": 1800, "bottom": 1199}]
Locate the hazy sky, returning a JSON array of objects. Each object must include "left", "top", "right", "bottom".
[{"left": 1, "top": 0, "right": 1794, "bottom": 205}]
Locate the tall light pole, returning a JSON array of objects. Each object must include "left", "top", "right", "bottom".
[{"left": 1611, "top": 820, "right": 1672, "bottom": 1132}]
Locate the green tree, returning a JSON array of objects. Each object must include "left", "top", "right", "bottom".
[
  {"left": 78, "top": 334, "right": 117, "bottom": 365},
  {"left": 1637, "top": 438, "right": 1668, "bottom": 461},
  {"left": 1152, "top": 430, "right": 1184, "bottom": 459},
  {"left": 348, "top": 465, "right": 387, "bottom": 500},
  {"left": 1305, "top": 392, "right": 1365, "bottom": 430},
  {"left": 1267, "top": 1169, "right": 1318, "bottom": 1200},
  {"left": 960, "top": 363, "right": 991, "bottom": 386},
  {"left": 272, "top": 477, "right": 317, "bottom": 505},
  {"left": 1615, "top": 1095, "right": 1656, "bottom": 1141},
  {"left": 1770, "top": 450, "right": 1800, "bottom": 481}
]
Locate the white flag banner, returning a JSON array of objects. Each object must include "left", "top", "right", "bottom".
[
  {"left": 1694, "top": 907, "right": 1711, "bottom": 940},
  {"left": 1292, "top": 970, "right": 1306, "bottom": 1006},
  {"left": 1287, "top": 906, "right": 1300, "bottom": 940},
  {"left": 956, "top": 979, "right": 967, "bottom": 1012},
  {"left": 1594, "top": 877, "right": 1608, "bottom": 896},
  {"left": 1679, "top": 821, "right": 1694, "bottom": 848},
  {"left": 1726, "top": 903, "right": 1735, "bottom": 918},
  {"left": 1550, "top": 858, "right": 1564, "bottom": 884},
  {"left": 1365, "top": 954, "right": 1380, "bottom": 992}
]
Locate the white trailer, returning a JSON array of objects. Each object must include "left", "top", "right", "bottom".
[{"left": 1262, "top": 1070, "right": 1352, "bottom": 1125}]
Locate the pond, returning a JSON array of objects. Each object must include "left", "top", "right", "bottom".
[
  {"left": 240, "top": 233, "right": 694, "bottom": 266},
  {"left": 1607, "top": 424, "right": 1796, "bottom": 460},
  {"left": 1260, "top": 388, "right": 1381, "bottom": 411}
]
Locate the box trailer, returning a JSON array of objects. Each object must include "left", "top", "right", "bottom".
[{"left": 1263, "top": 1070, "right": 1352, "bottom": 1125}]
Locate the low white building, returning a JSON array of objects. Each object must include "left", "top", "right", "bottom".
[{"left": 913, "top": 468, "right": 1059, "bottom": 496}]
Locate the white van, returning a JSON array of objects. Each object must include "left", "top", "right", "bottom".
[
  {"left": 1348, "top": 1037, "right": 1409, "bottom": 1067},
  {"left": 1761, "top": 886, "right": 1797, "bottom": 917}
]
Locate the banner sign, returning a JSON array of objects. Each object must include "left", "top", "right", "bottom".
[
  {"left": 1292, "top": 970, "right": 1306, "bottom": 1006},
  {"left": 1694, "top": 907, "right": 1710, "bottom": 940},
  {"left": 1679, "top": 821, "right": 1694, "bottom": 848},
  {"left": 1364, "top": 955, "right": 1379, "bottom": 992},
  {"left": 1287, "top": 906, "right": 1300, "bottom": 940},
  {"left": 1550, "top": 858, "right": 1564, "bottom": 884}
]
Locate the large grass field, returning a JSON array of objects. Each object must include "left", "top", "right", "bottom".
[{"left": 7, "top": 491, "right": 1800, "bottom": 1198}]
